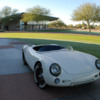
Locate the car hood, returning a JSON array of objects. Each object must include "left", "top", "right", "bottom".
[{"left": 40, "top": 50, "right": 96, "bottom": 75}]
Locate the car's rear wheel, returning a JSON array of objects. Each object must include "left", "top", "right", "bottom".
[
  {"left": 22, "top": 51, "right": 27, "bottom": 65},
  {"left": 34, "top": 63, "right": 47, "bottom": 89}
]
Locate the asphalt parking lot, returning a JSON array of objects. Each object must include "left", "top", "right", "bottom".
[{"left": 0, "top": 38, "right": 100, "bottom": 100}]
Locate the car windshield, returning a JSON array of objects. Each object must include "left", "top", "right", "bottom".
[{"left": 33, "top": 45, "right": 64, "bottom": 52}]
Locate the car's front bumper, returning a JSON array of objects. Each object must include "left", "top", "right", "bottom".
[
  {"left": 45, "top": 71, "right": 100, "bottom": 87},
  {"left": 69, "top": 72, "right": 100, "bottom": 86}
]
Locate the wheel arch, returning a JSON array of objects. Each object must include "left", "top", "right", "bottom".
[{"left": 34, "top": 61, "right": 42, "bottom": 70}]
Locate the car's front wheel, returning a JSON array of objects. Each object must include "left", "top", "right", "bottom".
[{"left": 34, "top": 63, "right": 47, "bottom": 89}]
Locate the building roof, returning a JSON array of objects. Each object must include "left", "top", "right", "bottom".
[
  {"left": 21, "top": 13, "right": 59, "bottom": 21},
  {"left": 0, "top": 13, "right": 59, "bottom": 26}
]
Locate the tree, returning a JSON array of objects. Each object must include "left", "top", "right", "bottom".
[
  {"left": 1, "top": 6, "right": 18, "bottom": 17},
  {"left": 72, "top": 3, "right": 100, "bottom": 34},
  {"left": 74, "top": 24, "right": 82, "bottom": 28},
  {"left": 0, "top": 6, "right": 19, "bottom": 30},
  {"left": 12, "top": 9, "right": 18, "bottom": 15},
  {"left": 68, "top": 24, "right": 73, "bottom": 28},
  {"left": 49, "top": 21, "right": 57, "bottom": 28},
  {"left": 22, "top": 6, "right": 51, "bottom": 30},
  {"left": 49, "top": 20, "right": 66, "bottom": 29},
  {"left": 82, "top": 22, "right": 87, "bottom": 29},
  {"left": 22, "top": 6, "right": 51, "bottom": 22},
  {"left": 56, "top": 20, "right": 66, "bottom": 29},
  {"left": 95, "top": 25, "right": 100, "bottom": 29}
]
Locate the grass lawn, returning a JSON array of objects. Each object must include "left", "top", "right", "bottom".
[
  {"left": 0, "top": 32, "right": 100, "bottom": 45},
  {"left": 34, "top": 29, "right": 100, "bottom": 36},
  {"left": 0, "top": 32, "right": 100, "bottom": 58},
  {"left": 14, "top": 38, "right": 100, "bottom": 59}
]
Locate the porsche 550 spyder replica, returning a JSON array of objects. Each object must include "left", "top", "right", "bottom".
[{"left": 22, "top": 44, "right": 100, "bottom": 89}]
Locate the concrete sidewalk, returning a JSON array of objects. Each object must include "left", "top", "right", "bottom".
[
  {"left": 0, "top": 38, "right": 100, "bottom": 100},
  {"left": 0, "top": 38, "right": 31, "bottom": 75}
]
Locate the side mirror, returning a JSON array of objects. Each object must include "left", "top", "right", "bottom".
[{"left": 66, "top": 45, "right": 73, "bottom": 51}]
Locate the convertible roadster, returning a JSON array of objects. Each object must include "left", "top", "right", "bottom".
[{"left": 22, "top": 44, "right": 100, "bottom": 89}]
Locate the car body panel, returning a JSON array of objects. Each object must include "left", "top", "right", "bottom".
[
  {"left": 23, "top": 44, "right": 100, "bottom": 87},
  {"left": 41, "top": 50, "right": 96, "bottom": 75}
]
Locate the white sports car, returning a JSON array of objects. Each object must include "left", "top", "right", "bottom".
[{"left": 22, "top": 44, "right": 100, "bottom": 89}]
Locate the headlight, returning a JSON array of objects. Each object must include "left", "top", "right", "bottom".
[
  {"left": 50, "top": 63, "right": 61, "bottom": 76},
  {"left": 95, "top": 59, "right": 100, "bottom": 69}
]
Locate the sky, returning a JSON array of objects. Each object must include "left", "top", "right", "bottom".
[{"left": 0, "top": 0, "right": 100, "bottom": 25}]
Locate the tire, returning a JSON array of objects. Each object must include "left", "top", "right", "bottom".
[
  {"left": 34, "top": 63, "right": 47, "bottom": 89},
  {"left": 22, "top": 51, "right": 27, "bottom": 65}
]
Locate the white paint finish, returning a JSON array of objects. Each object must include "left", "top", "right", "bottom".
[
  {"left": 41, "top": 50, "right": 94, "bottom": 75},
  {"left": 23, "top": 44, "right": 100, "bottom": 87}
]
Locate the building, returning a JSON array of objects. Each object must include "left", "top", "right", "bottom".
[{"left": 0, "top": 13, "right": 59, "bottom": 31}]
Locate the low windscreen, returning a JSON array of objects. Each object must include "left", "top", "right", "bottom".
[{"left": 33, "top": 45, "right": 64, "bottom": 52}]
